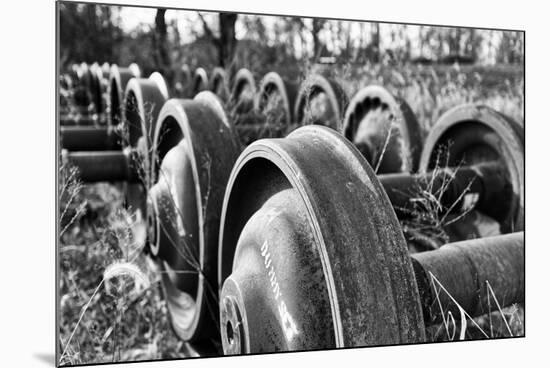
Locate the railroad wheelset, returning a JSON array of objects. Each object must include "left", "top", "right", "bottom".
[
  {"left": 230, "top": 74, "right": 418, "bottom": 177},
  {"left": 173, "top": 64, "right": 192, "bottom": 98},
  {"left": 342, "top": 85, "right": 423, "bottom": 173},
  {"left": 108, "top": 63, "right": 142, "bottom": 126},
  {"left": 62, "top": 70, "right": 170, "bottom": 219},
  {"left": 418, "top": 104, "right": 524, "bottom": 236},
  {"left": 146, "top": 92, "right": 241, "bottom": 354},
  {"left": 229, "top": 71, "right": 350, "bottom": 146},
  {"left": 294, "top": 74, "right": 349, "bottom": 131},
  {"left": 61, "top": 70, "right": 168, "bottom": 151},
  {"left": 229, "top": 68, "right": 257, "bottom": 116},
  {"left": 192, "top": 67, "right": 209, "bottom": 96},
  {"left": 210, "top": 67, "right": 230, "bottom": 102},
  {"left": 59, "top": 63, "right": 525, "bottom": 357},
  {"left": 209, "top": 69, "right": 350, "bottom": 150},
  {"left": 366, "top": 103, "right": 524, "bottom": 246},
  {"left": 60, "top": 62, "right": 106, "bottom": 125},
  {"left": 255, "top": 72, "right": 299, "bottom": 127},
  {"left": 217, "top": 125, "right": 523, "bottom": 354},
  {"left": 60, "top": 62, "right": 141, "bottom": 127},
  {"left": 77, "top": 62, "right": 104, "bottom": 116},
  {"left": 231, "top": 71, "right": 300, "bottom": 145},
  {"left": 144, "top": 101, "right": 523, "bottom": 354}
]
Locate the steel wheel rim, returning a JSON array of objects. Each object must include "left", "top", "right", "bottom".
[
  {"left": 218, "top": 125, "right": 425, "bottom": 353},
  {"left": 419, "top": 104, "right": 524, "bottom": 233}
]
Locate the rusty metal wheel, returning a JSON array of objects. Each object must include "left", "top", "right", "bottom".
[
  {"left": 101, "top": 62, "right": 110, "bottom": 77},
  {"left": 294, "top": 74, "right": 348, "bottom": 131},
  {"left": 74, "top": 63, "right": 94, "bottom": 112},
  {"left": 173, "top": 64, "right": 192, "bottom": 98},
  {"left": 255, "top": 72, "right": 299, "bottom": 130},
  {"left": 192, "top": 67, "right": 209, "bottom": 96},
  {"left": 419, "top": 104, "right": 524, "bottom": 236},
  {"left": 230, "top": 68, "right": 256, "bottom": 115},
  {"left": 148, "top": 92, "right": 240, "bottom": 350},
  {"left": 121, "top": 72, "right": 169, "bottom": 218},
  {"left": 108, "top": 64, "right": 141, "bottom": 126},
  {"left": 234, "top": 71, "right": 300, "bottom": 144},
  {"left": 88, "top": 63, "right": 104, "bottom": 115},
  {"left": 342, "top": 85, "right": 423, "bottom": 173},
  {"left": 210, "top": 67, "right": 230, "bottom": 102},
  {"left": 218, "top": 125, "right": 425, "bottom": 354}
]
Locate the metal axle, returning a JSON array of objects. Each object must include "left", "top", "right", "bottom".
[
  {"left": 380, "top": 161, "right": 511, "bottom": 220},
  {"left": 59, "top": 115, "right": 100, "bottom": 126},
  {"left": 411, "top": 232, "right": 524, "bottom": 325},
  {"left": 61, "top": 149, "right": 141, "bottom": 183},
  {"left": 60, "top": 126, "right": 121, "bottom": 151}
]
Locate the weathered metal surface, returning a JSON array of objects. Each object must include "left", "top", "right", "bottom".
[
  {"left": 209, "top": 67, "right": 230, "bottom": 102},
  {"left": 89, "top": 63, "right": 104, "bottom": 114},
  {"left": 419, "top": 104, "right": 524, "bottom": 233},
  {"left": 148, "top": 137, "right": 199, "bottom": 275},
  {"left": 69, "top": 63, "right": 80, "bottom": 85},
  {"left": 411, "top": 232, "right": 524, "bottom": 325},
  {"left": 293, "top": 74, "right": 348, "bottom": 131},
  {"left": 101, "top": 62, "right": 110, "bottom": 77},
  {"left": 342, "top": 85, "right": 423, "bottom": 173},
  {"left": 380, "top": 161, "right": 511, "bottom": 219},
  {"left": 218, "top": 125, "right": 524, "bottom": 354},
  {"left": 192, "top": 67, "right": 209, "bottom": 96},
  {"left": 173, "top": 64, "right": 192, "bottom": 98},
  {"left": 62, "top": 149, "right": 140, "bottom": 183},
  {"left": 230, "top": 68, "right": 257, "bottom": 115},
  {"left": 60, "top": 126, "right": 121, "bottom": 151},
  {"left": 229, "top": 71, "right": 300, "bottom": 145},
  {"left": 254, "top": 71, "right": 299, "bottom": 127},
  {"left": 59, "top": 69, "right": 166, "bottom": 217},
  {"left": 121, "top": 72, "right": 170, "bottom": 218},
  {"left": 218, "top": 125, "right": 425, "bottom": 353},
  {"left": 220, "top": 188, "right": 337, "bottom": 354},
  {"left": 70, "top": 63, "right": 93, "bottom": 110},
  {"left": 59, "top": 115, "right": 101, "bottom": 126},
  {"left": 128, "top": 63, "right": 141, "bottom": 78},
  {"left": 63, "top": 72, "right": 167, "bottom": 153},
  {"left": 71, "top": 62, "right": 104, "bottom": 115},
  {"left": 148, "top": 72, "right": 170, "bottom": 100},
  {"left": 108, "top": 64, "right": 141, "bottom": 126},
  {"left": 148, "top": 92, "right": 240, "bottom": 348},
  {"left": 122, "top": 73, "right": 169, "bottom": 150}
]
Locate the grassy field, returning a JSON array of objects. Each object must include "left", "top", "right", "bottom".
[{"left": 58, "top": 63, "right": 524, "bottom": 365}]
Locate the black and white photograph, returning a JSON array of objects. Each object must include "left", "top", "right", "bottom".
[
  {"left": 10, "top": 0, "right": 550, "bottom": 367},
  {"left": 54, "top": 1, "right": 528, "bottom": 366},
  {"left": 9, "top": 0, "right": 550, "bottom": 365}
]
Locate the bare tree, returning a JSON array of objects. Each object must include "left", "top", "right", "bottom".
[
  {"left": 153, "top": 9, "right": 172, "bottom": 78},
  {"left": 199, "top": 12, "right": 238, "bottom": 67},
  {"left": 370, "top": 23, "right": 380, "bottom": 63},
  {"left": 312, "top": 18, "right": 325, "bottom": 60}
]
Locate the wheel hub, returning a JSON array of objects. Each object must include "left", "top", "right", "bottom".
[{"left": 220, "top": 188, "right": 334, "bottom": 353}]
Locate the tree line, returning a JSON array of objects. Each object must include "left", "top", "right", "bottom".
[{"left": 59, "top": 3, "right": 524, "bottom": 78}]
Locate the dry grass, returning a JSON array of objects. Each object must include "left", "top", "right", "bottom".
[
  {"left": 58, "top": 160, "right": 186, "bottom": 365},
  {"left": 58, "top": 92, "right": 187, "bottom": 365},
  {"left": 397, "top": 146, "right": 473, "bottom": 250},
  {"left": 426, "top": 272, "right": 524, "bottom": 341}
]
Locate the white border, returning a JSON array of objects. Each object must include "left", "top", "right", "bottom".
[{"left": 1, "top": 0, "right": 547, "bottom": 367}]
